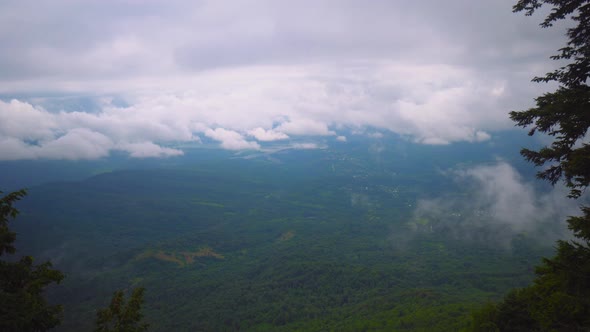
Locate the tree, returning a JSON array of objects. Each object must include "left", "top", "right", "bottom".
[
  {"left": 470, "top": 1, "right": 590, "bottom": 330},
  {"left": 510, "top": 0, "right": 590, "bottom": 199},
  {"left": 95, "top": 287, "right": 149, "bottom": 332},
  {"left": 0, "top": 189, "right": 65, "bottom": 331}
]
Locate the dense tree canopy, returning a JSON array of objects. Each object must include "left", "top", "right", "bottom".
[{"left": 0, "top": 190, "right": 64, "bottom": 332}]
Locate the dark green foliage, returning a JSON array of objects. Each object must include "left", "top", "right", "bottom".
[
  {"left": 527, "top": 211, "right": 590, "bottom": 330},
  {"left": 0, "top": 190, "right": 64, "bottom": 332},
  {"left": 510, "top": 0, "right": 590, "bottom": 198},
  {"left": 569, "top": 206, "right": 590, "bottom": 241},
  {"left": 474, "top": 289, "right": 539, "bottom": 331},
  {"left": 510, "top": 86, "right": 590, "bottom": 198},
  {"left": 0, "top": 189, "right": 25, "bottom": 256},
  {"left": 497, "top": 289, "right": 540, "bottom": 331},
  {"left": 469, "top": 302, "right": 501, "bottom": 332},
  {"left": 471, "top": 220, "right": 590, "bottom": 331},
  {"left": 95, "top": 287, "right": 149, "bottom": 332}
]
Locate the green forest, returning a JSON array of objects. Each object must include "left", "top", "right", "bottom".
[{"left": 2, "top": 141, "right": 561, "bottom": 331}]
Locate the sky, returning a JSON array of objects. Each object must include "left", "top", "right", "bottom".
[{"left": 0, "top": 0, "right": 569, "bottom": 160}]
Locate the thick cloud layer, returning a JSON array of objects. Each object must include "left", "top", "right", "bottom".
[{"left": 0, "top": 0, "right": 569, "bottom": 159}]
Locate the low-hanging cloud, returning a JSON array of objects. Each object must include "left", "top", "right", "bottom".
[
  {"left": 247, "top": 128, "right": 289, "bottom": 142},
  {"left": 204, "top": 128, "right": 260, "bottom": 151},
  {"left": 0, "top": 99, "right": 185, "bottom": 159},
  {"left": 0, "top": 62, "right": 536, "bottom": 159},
  {"left": 412, "top": 162, "right": 583, "bottom": 246}
]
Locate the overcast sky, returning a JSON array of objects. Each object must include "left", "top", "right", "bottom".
[{"left": 0, "top": 0, "right": 568, "bottom": 159}]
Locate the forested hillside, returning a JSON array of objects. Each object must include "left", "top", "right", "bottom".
[{"left": 11, "top": 136, "right": 562, "bottom": 331}]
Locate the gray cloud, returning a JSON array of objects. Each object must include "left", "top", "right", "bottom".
[
  {"left": 0, "top": 0, "right": 573, "bottom": 159},
  {"left": 0, "top": 0, "right": 562, "bottom": 79}
]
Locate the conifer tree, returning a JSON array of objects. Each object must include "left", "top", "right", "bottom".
[
  {"left": 95, "top": 287, "right": 149, "bottom": 332},
  {"left": 0, "top": 190, "right": 65, "bottom": 331},
  {"left": 510, "top": 0, "right": 590, "bottom": 199}
]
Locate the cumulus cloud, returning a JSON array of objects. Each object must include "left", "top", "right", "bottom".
[
  {"left": 0, "top": 99, "right": 57, "bottom": 141},
  {"left": 117, "top": 142, "right": 183, "bottom": 158},
  {"left": 0, "top": 60, "right": 528, "bottom": 159},
  {"left": 204, "top": 128, "right": 260, "bottom": 150},
  {"left": 40, "top": 129, "right": 113, "bottom": 160},
  {"left": 0, "top": 138, "right": 39, "bottom": 160},
  {"left": 412, "top": 162, "right": 583, "bottom": 246},
  {"left": 0, "top": 128, "right": 113, "bottom": 160},
  {"left": 0, "top": 99, "right": 189, "bottom": 160},
  {"left": 247, "top": 128, "right": 289, "bottom": 141},
  {"left": 276, "top": 118, "right": 336, "bottom": 136}
]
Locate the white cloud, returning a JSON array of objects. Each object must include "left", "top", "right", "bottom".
[
  {"left": 247, "top": 127, "right": 289, "bottom": 141},
  {"left": 117, "top": 142, "right": 184, "bottom": 158},
  {"left": 0, "top": 99, "right": 57, "bottom": 141},
  {"left": 413, "top": 162, "right": 582, "bottom": 245},
  {"left": 0, "top": 137, "right": 38, "bottom": 160},
  {"left": 420, "top": 137, "right": 451, "bottom": 145},
  {"left": 460, "top": 163, "right": 539, "bottom": 228},
  {"left": 292, "top": 142, "right": 321, "bottom": 150},
  {"left": 0, "top": 59, "right": 544, "bottom": 159},
  {"left": 475, "top": 131, "right": 491, "bottom": 142},
  {"left": 0, "top": 128, "right": 113, "bottom": 160},
  {"left": 0, "top": 99, "right": 189, "bottom": 160},
  {"left": 336, "top": 135, "right": 347, "bottom": 142},
  {"left": 204, "top": 128, "right": 260, "bottom": 150},
  {"left": 39, "top": 128, "right": 113, "bottom": 160},
  {"left": 276, "top": 118, "right": 336, "bottom": 136}
]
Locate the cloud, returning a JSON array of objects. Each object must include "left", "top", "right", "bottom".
[
  {"left": 247, "top": 127, "right": 289, "bottom": 141},
  {"left": 0, "top": 0, "right": 573, "bottom": 159},
  {"left": 39, "top": 128, "right": 113, "bottom": 160},
  {"left": 0, "top": 99, "right": 190, "bottom": 160},
  {"left": 0, "top": 137, "right": 40, "bottom": 160},
  {"left": 276, "top": 118, "right": 336, "bottom": 136},
  {"left": 0, "top": 0, "right": 562, "bottom": 81},
  {"left": 292, "top": 142, "right": 322, "bottom": 150},
  {"left": 0, "top": 99, "right": 57, "bottom": 141},
  {"left": 0, "top": 128, "right": 113, "bottom": 160},
  {"left": 412, "top": 162, "right": 582, "bottom": 246},
  {"left": 117, "top": 142, "right": 183, "bottom": 158},
  {"left": 204, "top": 128, "right": 260, "bottom": 150},
  {"left": 336, "top": 135, "right": 347, "bottom": 142}
]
